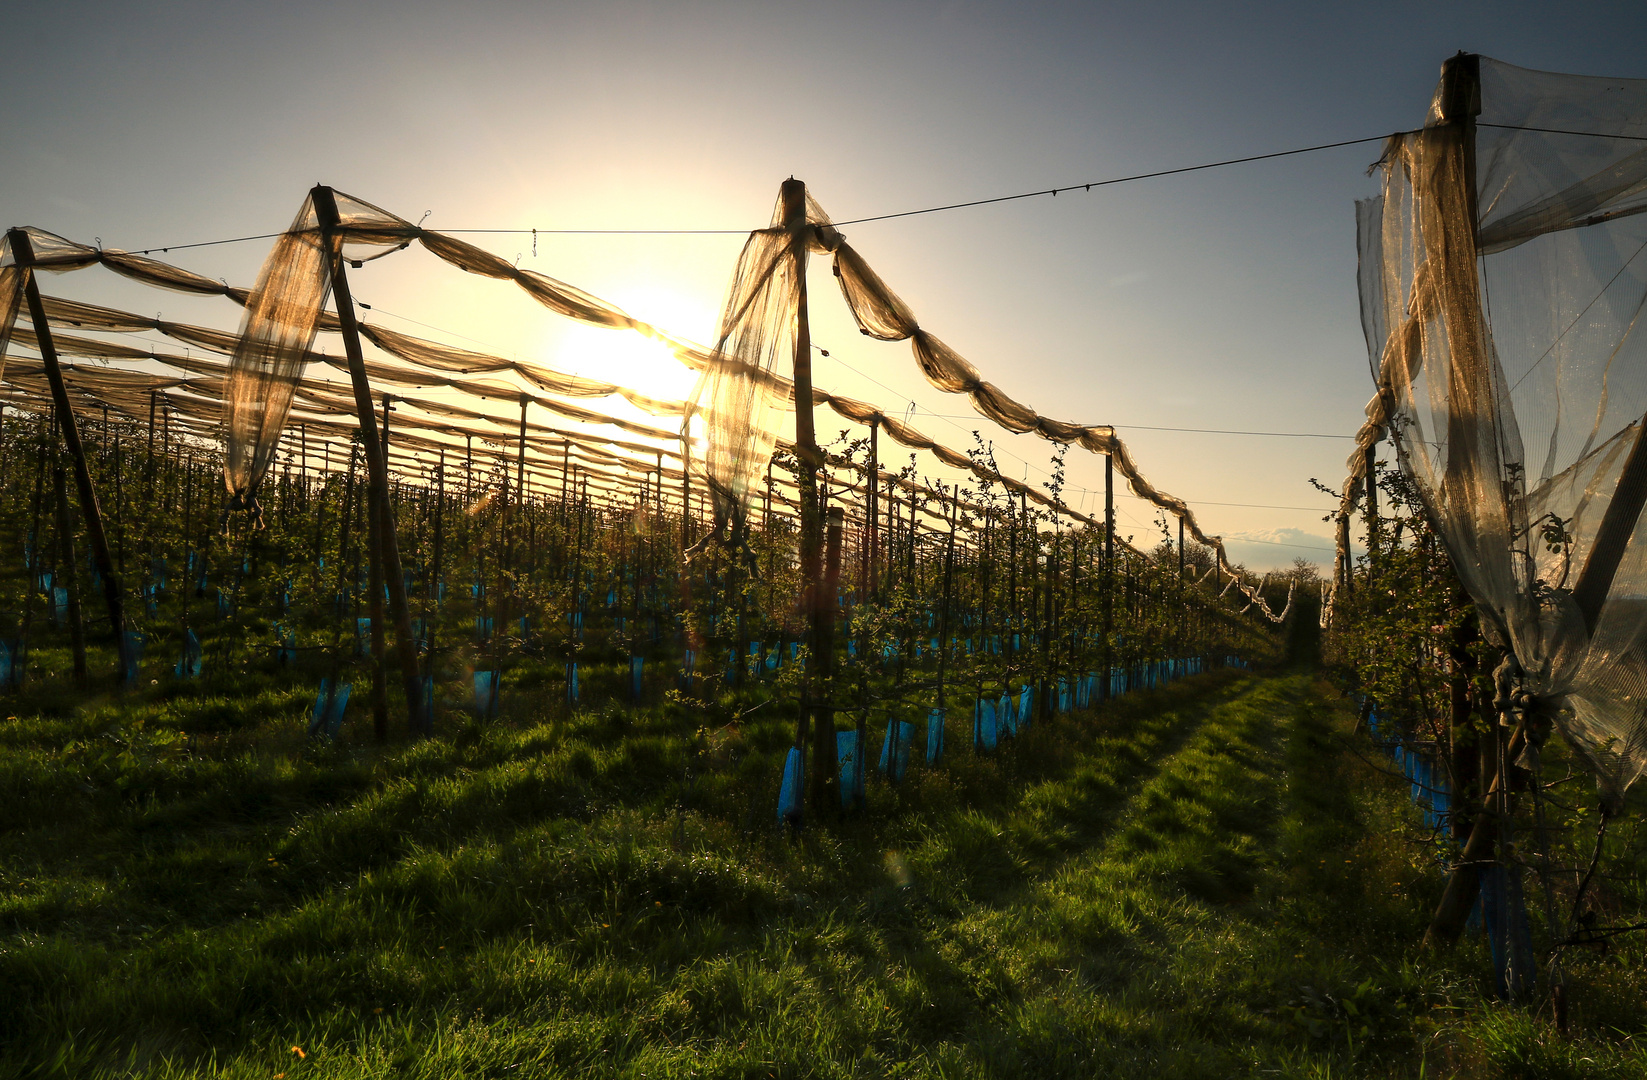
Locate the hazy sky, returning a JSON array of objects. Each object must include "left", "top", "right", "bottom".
[{"left": 6, "top": 1, "right": 1647, "bottom": 568}]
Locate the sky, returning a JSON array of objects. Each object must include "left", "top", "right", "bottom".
[{"left": 6, "top": 0, "right": 1647, "bottom": 570}]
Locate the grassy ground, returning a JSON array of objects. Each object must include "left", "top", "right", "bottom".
[{"left": 1, "top": 663, "right": 1644, "bottom": 1078}]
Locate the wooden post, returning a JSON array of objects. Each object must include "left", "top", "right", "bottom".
[
  {"left": 429, "top": 446, "right": 445, "bottom": 676},
  {"left": 1423, "top": 53, "right": 1514, "bottom": 950},
  {"left": 937, "top": 498, "right": 955, "bottom": 710},
  {"left": 811, "top": 504, "right": 844, "bottom": 813},
  {"left": 680, "top": 432, "right": 692, "bottom": 551},
  {"left": 312, "top": 186, "right": 426, "bottom": 735},
  {"left": 516, "top": 396, "right": 529, "bottom": 504},
  {"left": 16, "top": 433, "right": 47, "bottom": 687},
  {"left": 1364, "top": 441, "right": 1380, "bottom": 582},
  {"left": 8, "top": 228, "right": 130, "bottom": 681},
  {"left": 146, "top": 389, "right": 157, "bottom": 491},
  {"left": 54, "top": 466, "right": 87, "bottom": 679},
  {"left": 1102, "top": 453, "right": 1114, "bottom": 700},
  {"left": 767, "top": 179, "right": 833, "bottom": 817},
  {"left": 868, "top": 418, "right": 880, "bottom": 599}
]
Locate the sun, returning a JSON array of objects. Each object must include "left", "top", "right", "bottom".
[{"left": 551, "top": 286, "right": 712, "bottom": 404}]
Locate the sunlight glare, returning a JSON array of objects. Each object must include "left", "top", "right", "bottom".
[{"left": 551, "top": 287, "right": 712, "bottom": 403}]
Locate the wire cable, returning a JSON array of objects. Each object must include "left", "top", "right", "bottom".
[
  {"left": 120, "top": 130, "right": 1407, "bottom": 254},
  {"left": 129, "top": 232, "right": 283, "bottom": 256},
  {"left": 828, "top": 133, "right": 1400, "bottom": 227}
]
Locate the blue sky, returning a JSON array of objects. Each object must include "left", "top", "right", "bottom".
[{"left": 6, "top": 0, "right": 1646, "bottom": 568}]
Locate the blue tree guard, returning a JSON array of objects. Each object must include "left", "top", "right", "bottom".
[
  {"left": 925, "top": 707, "right": 946, "bottom": 763},
  {"left": 837, "top": 730, "right": 866, "bottom": 810},
  {"left": 175, "top": 630, "right": 202, "bottom": 679},
  {"left": 309, "top": 679, "right": 351, "bottom": 739},
  {"left": 566, "top": 661, "right": 580, "bottom": 706},
  {"left": 680, "top": 649, "right": 695, "bottom": 689},
  {"left": 630, "top": 655, "right": 645, "bottom": 701},
  {"left": 1481, "top": 865, "right": 1538, "bottom": 1000},
  {"left": 997, "top": 693, "right": 1017, "bottom": 738},
  {"left": 974, "top": 699, "right": 998, "bottom": 752},
  {"left": 776, "top": 746, "right": 804, "bottom": 825},
  {"left": 474, "top": 669, "right": 501, "bottom": 719},
  {"left": 122, "top": 632, "right": 145, "bottom": 686},
  {"left": 879, "top": 719, "right": 915, "bottom": 783},
  {"left": 0, "top": 641, "right": 13, "bottom": 687}
]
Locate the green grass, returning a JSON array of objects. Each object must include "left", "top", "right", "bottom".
[{"left": 1, "top": 665, "right": 1644, "bottom": 1078}]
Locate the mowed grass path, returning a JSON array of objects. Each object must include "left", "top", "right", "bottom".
[{"left": 3, "top": 671, "right": 1641, "bottom": 1078}]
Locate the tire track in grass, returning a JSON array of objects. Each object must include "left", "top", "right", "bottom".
[
  {"left": 931, "top": 673, "right": 1312, "bottom": 1076},
  {"left": 903, "top": 672, "right": 1263, "bottom": 911}
]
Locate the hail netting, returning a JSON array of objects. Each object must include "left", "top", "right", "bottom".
[
  {"left": 9, "top": 237, "right": 1097, "bottom": 531},
  {"left": 223, "top": 196, "right": 330, "bottom": 509},
  {"left": 0, "top": 232, "right": 23, "bottom": 384},
  {"left": 222, "top": 189, "right": 681, "bottom": 505},
  {"left": 684, "top": 188, "right": 1293, "bottom": 620},
  {"left": 828, "top": 203, "right": 1292, "bottom": 621},
  {"left": 1359, "top": 55, "right": 1647, "bottom": 794},
  {"left": 687, "top": 193, "right": 834, "bottom": 519},
  {"left": 14, "top": 189, "right": 1284, "bottom": 620}
]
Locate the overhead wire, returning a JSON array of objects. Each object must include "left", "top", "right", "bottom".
[{"left": 120, "top": 129, "right": 1409, "bottom": 256}]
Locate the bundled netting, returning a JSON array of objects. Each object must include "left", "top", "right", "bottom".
[
  {"left": 684, "top": 186, "right": 1291, "bottom": 622},
  {"left": 687, "top": 193, "right": 812, "bottom": 519},
  {"left": 0, "top": 233, "right": 22, "bottom": 382},
  {"left": 1358, "top": 55, "right": 1647, "bottom": 794},
  {"left": 224, "top": 195, "right": 328, "bottom": 513}
]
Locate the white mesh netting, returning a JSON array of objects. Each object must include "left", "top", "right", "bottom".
[{"left": 1360, "top": 54, "right": 1647, "bottom": 793}]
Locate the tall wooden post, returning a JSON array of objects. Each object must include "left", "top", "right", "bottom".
[
  {"left": 516, "top": 396, "right": 529, "bottom": 504},
  {"left": 1422, "top": 52, "right": 1512, "bottom": 952},
  {"left": 809, "top": 504, "right": 844, "bottom": 813},
  {"left": 868, "top": 418, "right": 880, "bottom": 598},
  {"left": 1364, "top": 441, "right": 1380, "bottom": 581},
  {"left": 312, "top": 186, "right": 427, "bottom": 735},
  {"left": 680, "top": 432, "right": 692, "bottom": 551},
  {"left": 54, "top": 466, "right": 87, "bottom": 679},
  {"left": 1102, "top": 453, "right": 1114, "bottom": 700},
  {"left": 1178, "top": 517, "right": 1186, "bottom": 651},
  {"left": 8, "top": 228, "right": 130, "bottom": 681},
  {"left": 780, "top": 177, "right": 836, "bottom": 816},
  {"left": 429, "top": 446, "right": 445, "bottom": 679}
]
